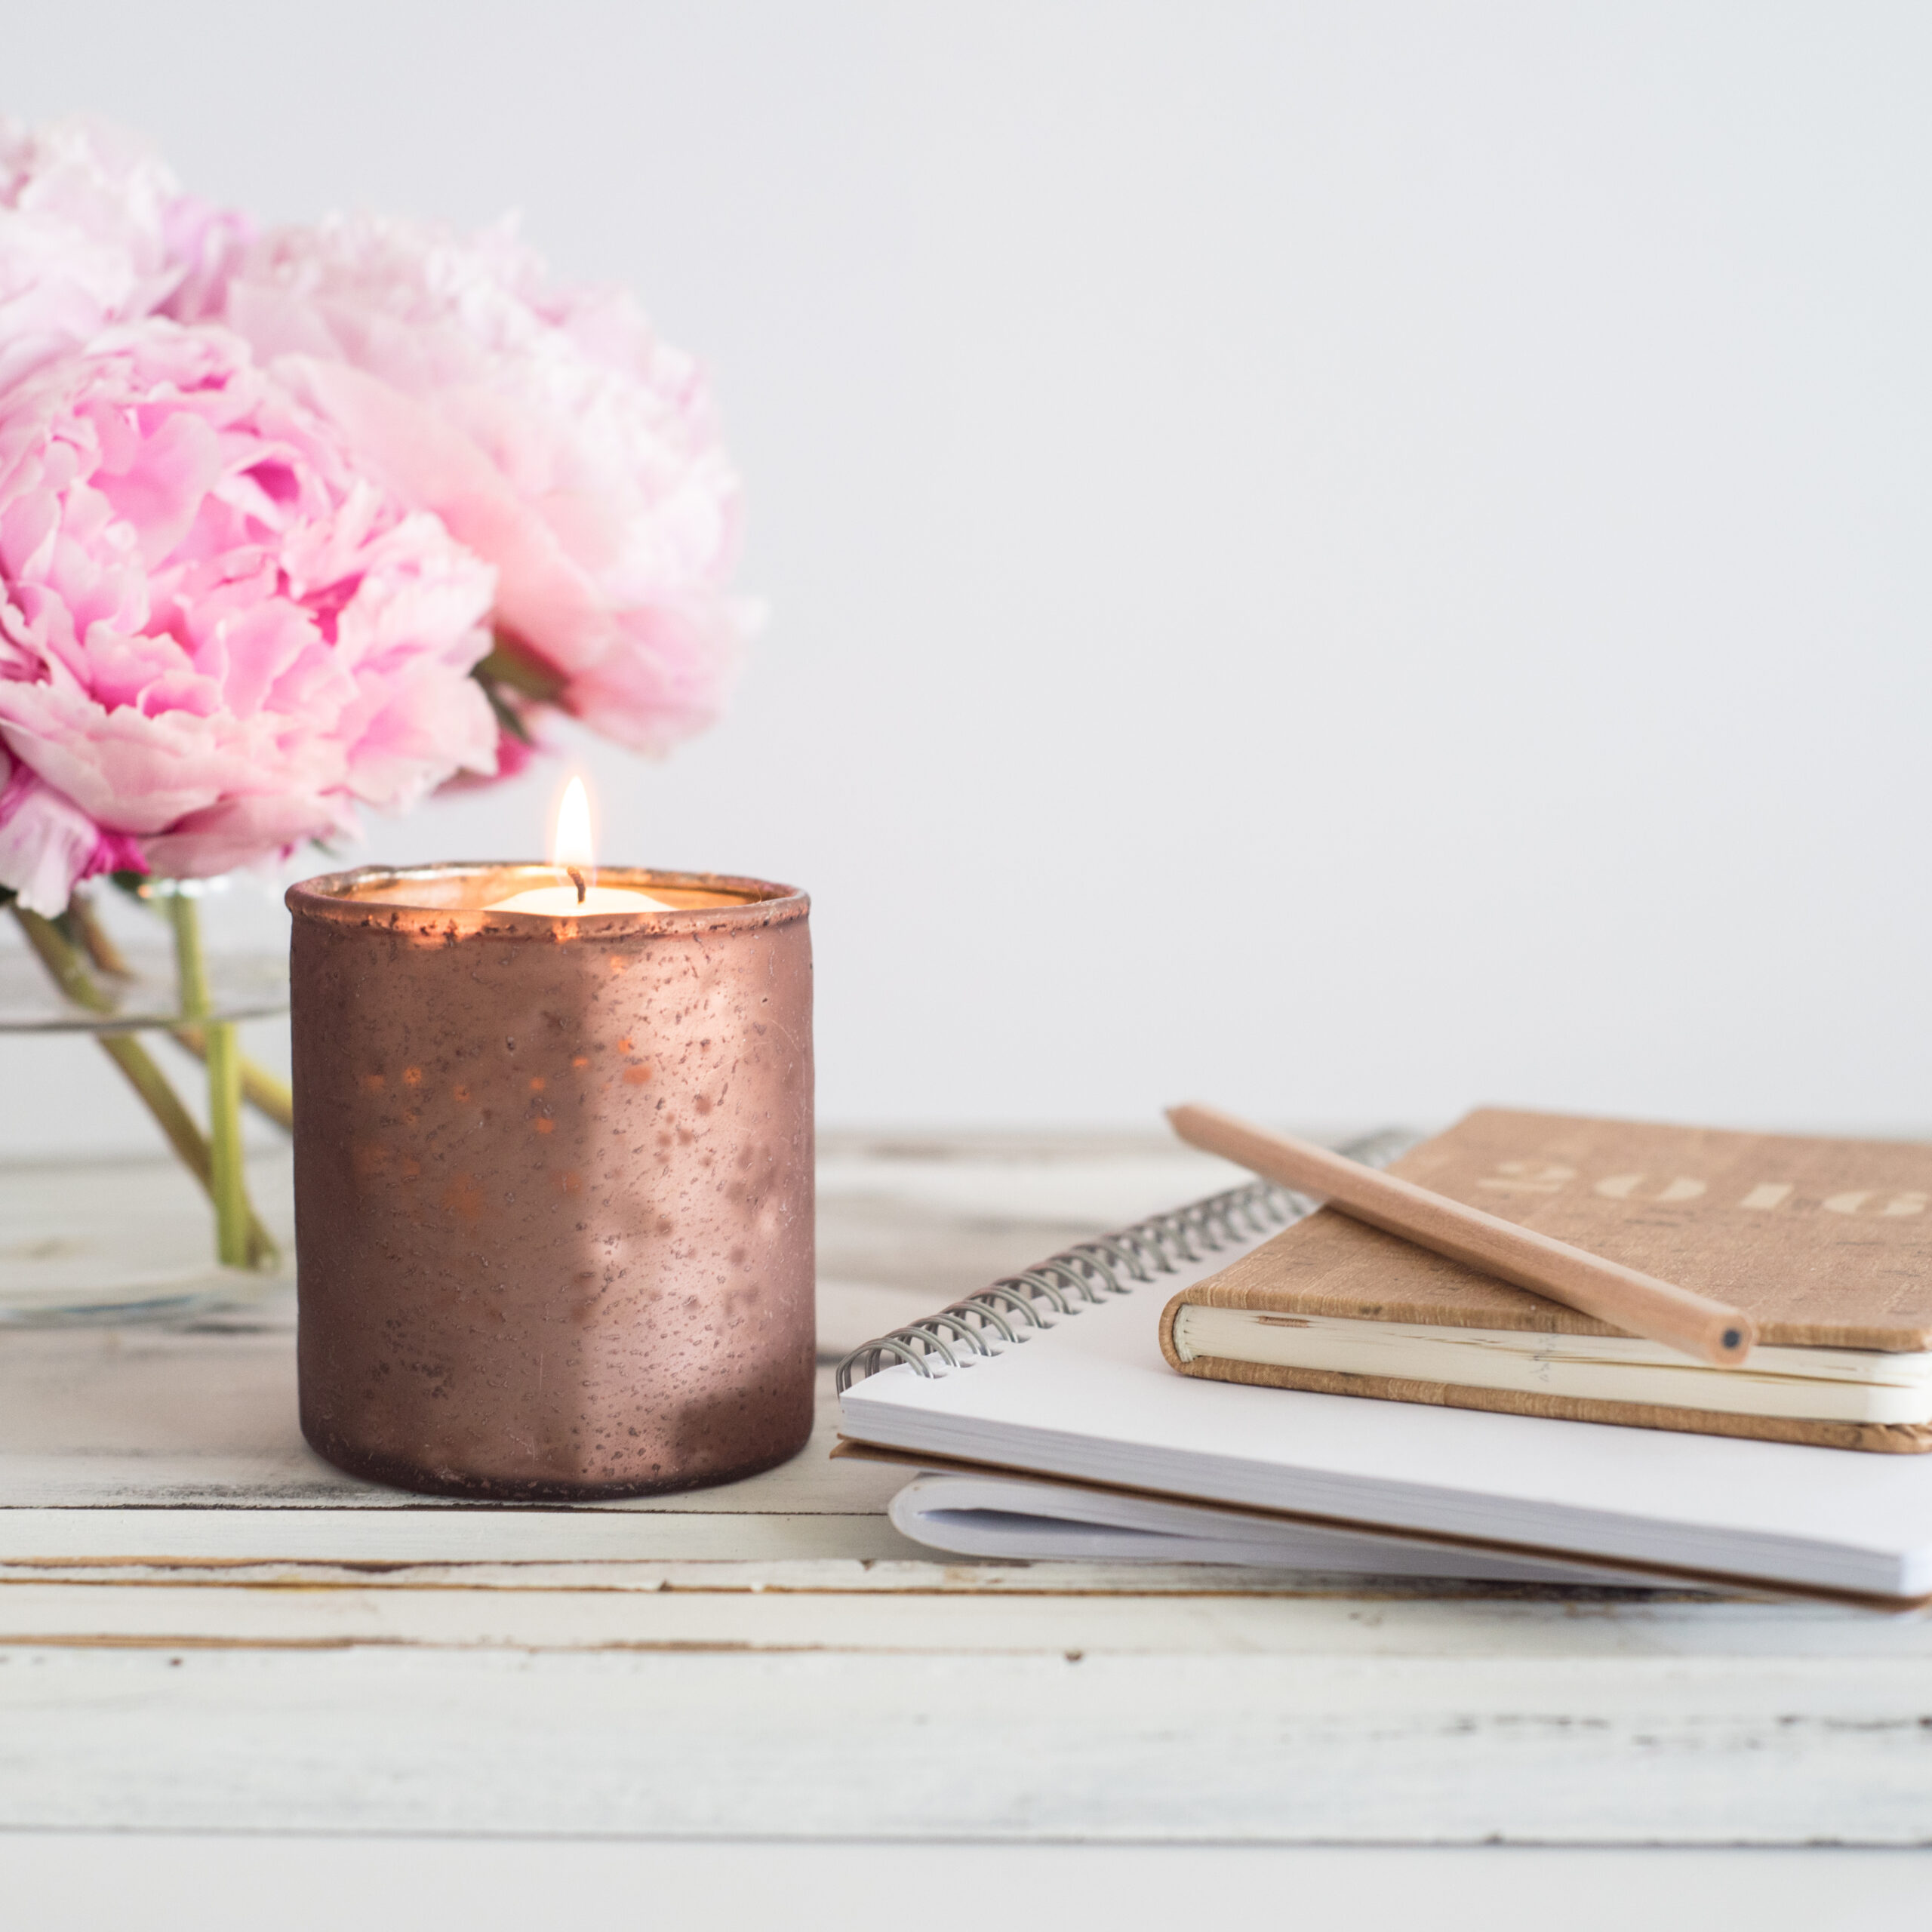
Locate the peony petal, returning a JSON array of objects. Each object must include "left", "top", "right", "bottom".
[
  {"left": 140, "top": 788, "right": 350, "bottom": 878},
  {"left": 0, "top": 749, "right": 109, "bottom": 915},
  {"left": 218, "top": 214, "right": 747, "bottom": 753},
  {"left": 91, "top": 406, "right": 226, "bottom": 565},
  {"left": 0, "top": 315, "right": 503, "bottom": 894}
]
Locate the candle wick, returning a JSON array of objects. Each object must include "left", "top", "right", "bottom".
[{"left": 568, "top": 869, "right": 587, "bottom": 904}]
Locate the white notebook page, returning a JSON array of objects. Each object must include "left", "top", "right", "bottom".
[
  {"left": 885, "top": 1472, "right": 1672, "bottom": 1585},
  {"left": 839, "top": 1241, "right": 1932, "bottom": 1599}
]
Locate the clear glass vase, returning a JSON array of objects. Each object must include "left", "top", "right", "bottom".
[{"left": 0, "top": 875, "right": 292, "bottom": 1324}]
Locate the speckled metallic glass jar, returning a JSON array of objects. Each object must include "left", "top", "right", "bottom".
[{"left": 286, "top": 863, "right": 814, "bottom": 1500}]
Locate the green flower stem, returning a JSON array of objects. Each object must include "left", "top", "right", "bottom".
[
  {"left": 10, "top": 904, "right": 278, "bottom": 1269},
  {"left": 13, "top": 903, "right": 114, "bottom": 1014},
  {"left": 168, "top": 892, "right": 251, "bottom": 1268},
  {"left": 98, "top": 1035, "right": 223, "bottom": 1191},
  {"left": 169, "top": 1025, "right": 294, "bottom": 1133},
  {"left": 68, "top": 892, "right": 132, "bottom": 978},
  {"left": 204, "top": 1027, "right": 248, "bottom": 1266},
  {"left": 69, "top": 888, "right": 291, "bottom": 1135}
]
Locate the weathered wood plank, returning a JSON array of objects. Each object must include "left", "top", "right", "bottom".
[
  {"left": 0, "top": 1646, "right": 1926, "bottom": 1843},
  {"left": 0, "top": 1554, "right": 1711, "bottom": 1596},
  {"left": 0, "top": 1515, "right": 925, "bottom": 1566},
  {"left": 0, "top": 1577, "right": 1916, "bottom": 1655},
  {"left": 0, "top": 1370, "right": 904, "bottom": 1515}
]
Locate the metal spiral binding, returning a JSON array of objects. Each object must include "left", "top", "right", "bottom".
[{"left": 835, "top": 1128, "right": 1417, "bottom": 1393}]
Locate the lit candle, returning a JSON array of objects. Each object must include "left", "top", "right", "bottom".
[
  {"left": 484, "top": 777, "right": 669, "bottom": 915},
  {"left": 286, "top": 846, "right": 816, "bottom": 1501}
]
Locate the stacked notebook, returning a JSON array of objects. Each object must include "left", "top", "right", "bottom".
[{"left": 835, "top": 1113, "right": 1932, "bottom": 1605}]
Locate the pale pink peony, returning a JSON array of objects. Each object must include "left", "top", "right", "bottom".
[
  {"left": 440, "top": 688, "right": 546, "bottom": 793},
  {"left": 0, "top": 743, "right": 141, "bottom": 911},
  {"left": 0, "top": 318, "right": 499, "bottom": 913},
  {"left": 0, "top": 116, "right": 251, "bottom": 392},
  {"left": 217, "top": 214, "right": 747, "bottom": 753}
]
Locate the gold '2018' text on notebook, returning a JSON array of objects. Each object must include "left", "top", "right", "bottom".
[{"left": 1158, "top": 1109, "right": 1932, "bottom": 1453}]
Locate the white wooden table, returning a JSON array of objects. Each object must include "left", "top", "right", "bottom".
[{"left": 0, "top": 1132, "right": 1927, "bottom": 1852}]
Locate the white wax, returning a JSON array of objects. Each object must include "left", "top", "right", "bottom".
[{"left": 485, "top": 884, "right": 672, "bottom": 915}]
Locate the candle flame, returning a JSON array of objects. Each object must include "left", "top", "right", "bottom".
[{"left": 552, "top": 776, "right": 595, "bottom": 891}]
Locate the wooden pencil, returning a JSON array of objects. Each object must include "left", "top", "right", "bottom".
[{"left": 1166, "top": 1103, "right": 1756, "bottom": 1367}]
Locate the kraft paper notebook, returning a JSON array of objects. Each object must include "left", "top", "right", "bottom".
[
  {"left": 834, "top": 1134, "right": 1932, "bottom": 1604},
  {"left": 1160, "top": 1110, "right": 1932, "bottom": 1454}
]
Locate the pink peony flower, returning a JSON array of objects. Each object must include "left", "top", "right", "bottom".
[
  {"left": 0, "top": 743, "right": 142, "bottom": 912},
  {"left": 0, "top": 318, "right": 499, "bottom": 913},
  {"left": 217, "top": 214, "right": 747, "bottom": 754},
  {"left": 0, "top": 116, "right": 250, "bottom": 392}
]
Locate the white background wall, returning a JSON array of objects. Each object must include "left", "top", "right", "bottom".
[{"left": 5, "top": 2, "right": 1928, "bottom": 1148}]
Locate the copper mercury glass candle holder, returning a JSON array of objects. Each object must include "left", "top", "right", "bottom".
[{"left": 285, "top": 863, "right": 814, "bottom": 1499}]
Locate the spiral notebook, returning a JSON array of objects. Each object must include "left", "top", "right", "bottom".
[{"left": 835, "top": 1140, "right": 1932, "bottom": 1605}]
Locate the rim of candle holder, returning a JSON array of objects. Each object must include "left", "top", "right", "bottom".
[{"left": 286, "top": 863, "right": 809, "bottom": 937}]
